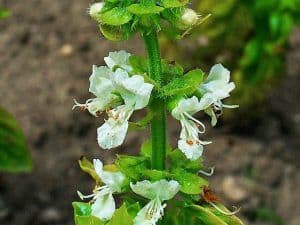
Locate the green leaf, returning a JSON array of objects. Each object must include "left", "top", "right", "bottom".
[
  {"left": 161, "top": 69, "right": 204, "bottom": 97},
  {"left": 127, "top": 4, "right": 164, "bottom": 15},
  {"left": 161, "top": 0, "right": 189, "bottom": 8},
  {"left": 107, "top": 204, "right": 134, "bottom": 225},
  {"left": 189, "top": 205, "right": 228, "bottom": 225},
  {"left": 116, "top": 155, "right": 149, "bottom": 180},
  {"left": 0, "top": 8, "right": 10, "bottom": 19},
  {"left": 171, "top": 168, "right": 208, "bottom": 194},
  {"left": 169, "top": 149, "right": 204, "bottom": 172},
  {"left": 72, "top": 202, "right": 105, "bottom": 225},
  {"left": 100, "top": 7, "right": 132, "bottom": 26},
  {"left": 78, "top": 157, "right": 101, "bottom": 183},
  {"left": 0, "top": 107, "right": 33, "bottom": 172}
]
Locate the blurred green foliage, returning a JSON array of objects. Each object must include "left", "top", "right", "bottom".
[
  {"left": 162, "top": 0, "right": 300, "bottom": 110},
  {"left": 245, "top": 205, "right": 284, "bottom": 225},
  {"left": 0, "top": 107, "right": 33, "bottom": 173},
  {"left": 0, "top": 8, "right": 10, "bottom": 19}
]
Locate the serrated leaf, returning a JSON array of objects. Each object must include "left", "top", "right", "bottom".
[
  {"left": 100, "top": 7, "right": 132, "bottom": 26},
  {"left": 161, "top": 0, "right": 189, "bottom": 8},
  {"left": 72, "top": 202, "right": 105, "bottom": 225},
  {"left": 107, "top": 204, "right": 134, "bottom": 225},
  {"left": 161, "top": 69, "right": 204, "bottom": 97},
  {"left": 189, "top": 205, "right": 228, "bottom": 225},
  {"left": 169, "top": 149, "right": 204, "bottom": 172},
  {"left": 116, "top": 155, "right": 149, "bottom": 180},
  {"left": 171, "top": 168, "right": 208, "bottom": 194},
  {"left": 127, "top": 4, "right": 164, "bottom": 15},
  {"left": 0, "top": 107, "right": 33, "bottom": 173}
]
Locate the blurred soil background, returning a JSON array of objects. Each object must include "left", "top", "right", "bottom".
[{"left": 0, "top": 1, "right": 300, "bottom": 225}]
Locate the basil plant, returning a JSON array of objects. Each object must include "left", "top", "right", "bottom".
[{"left": 72, "top": 1, "right": 244, "bottom": 225}]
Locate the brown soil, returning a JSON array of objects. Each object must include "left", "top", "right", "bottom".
[{"left": 0, "top": 1, "right": 300, "bottom": 225}]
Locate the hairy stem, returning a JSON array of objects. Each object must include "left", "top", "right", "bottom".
[{"left": 143, "top": 31, "right": 166, "bottom": 170}]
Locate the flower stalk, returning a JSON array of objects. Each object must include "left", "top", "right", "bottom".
[{"left": 143, "top": 31, "right": 166, "bottom": 170}]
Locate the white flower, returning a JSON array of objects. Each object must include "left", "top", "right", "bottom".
[
  {"left": 181, "top": 9, "right": 199, "bottom": 27},
  {"left": 97, "top": 105, "right": 133, "bottom": 149},
  {"left": 112, "top": 69, "right": 154, "bottom": 110},
  {"left": 89, "top": 2, "right": 104, "bottom": 20},
  {"left": 97, "top": 68, "right": 153, "bottom": 149},
  {"left": 130, "top": 180, "right": 180, "bottom": 225},
  {"left": 72, "top": 65, "right": 119, "bottom": 117},
  {"left": 198, "top": 64, "right": 238, "bottom": 126},
  {"left": 78, "top": 159, "right": 125, "bottom": 221},
  {"left": 73, "top": 51, "right": 154, "bottom": 150},
  {"left": 104, "top": 50, "right": 132, "bottom": 72},
  {"left": 172, "top": 96, "right": 211, "bottom": 161}
]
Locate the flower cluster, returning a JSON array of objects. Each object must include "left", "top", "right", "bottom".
[
  {"left": 171, "top": 64, "right": 238, "bottom": 160},
  {"left": 88, "top": 1, "right": 201, "bottom": 41},
  {"left": 73, "top": 51, "right": 154, "bottom": 149},
  {"left": 78, "top": 159, "right": 180, "bottom": 225}
]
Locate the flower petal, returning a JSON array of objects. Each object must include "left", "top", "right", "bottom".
[
  {"left": 91, "top": 191, "right": 115, "bottom": 221},
  {"left": 206, "top": 63, "right": 230, "bottom": 84},
  {"left": 134, "top": 199, "right": 163, "bottom": 225},
  {"left": 101, "top": 171, "right": 125, "bottom": 193},
  {"left": 178, "top": 139, "right": 203, "bottom": 161},
  {"left": 89, "top": 65, "right": 114, "bottom": 97},
  {"left": 172, "top": 97, "right": 201, "bottom": 120},
  {"left": 104, "top": 50, "right": 132, "bottom": 72},
  {"left": 112, "top": 70, "right": 153, "bottom": 109},
  {"left": 97, "top": 118, "right": 129, "bottom": 149},
  {"left": 130, "top": 180, "right": 180, "bottom": 201},
  {"left": 93, "top": 159, "right": 104, "bottom": 177}
]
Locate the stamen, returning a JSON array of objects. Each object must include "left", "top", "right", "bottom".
[
  {"left": 183, "top": 112, "right": 206, "bottom": 133},
  {"left": 77, "top": 190, "right": 95, "bottom": 200},
  {"left": 199, "top": 167, "right": 215, "bottom": 176},
  {"left": 209, "top": 202, "right": 241, "bottom": 216},
  {"left": 72, "top": 99, "right": 87, "bottom": 111}
]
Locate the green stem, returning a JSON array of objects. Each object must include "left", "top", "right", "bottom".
[{"left": 143, "top": 31, "right": 166, "bottom": 170}]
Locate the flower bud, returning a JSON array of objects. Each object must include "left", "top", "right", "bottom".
[
  {"left": 181, "top": 8, "right": 199, "bottom": 27},
  {"left": 89, "top": 2, "right": 104, "bottom": 20}
]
